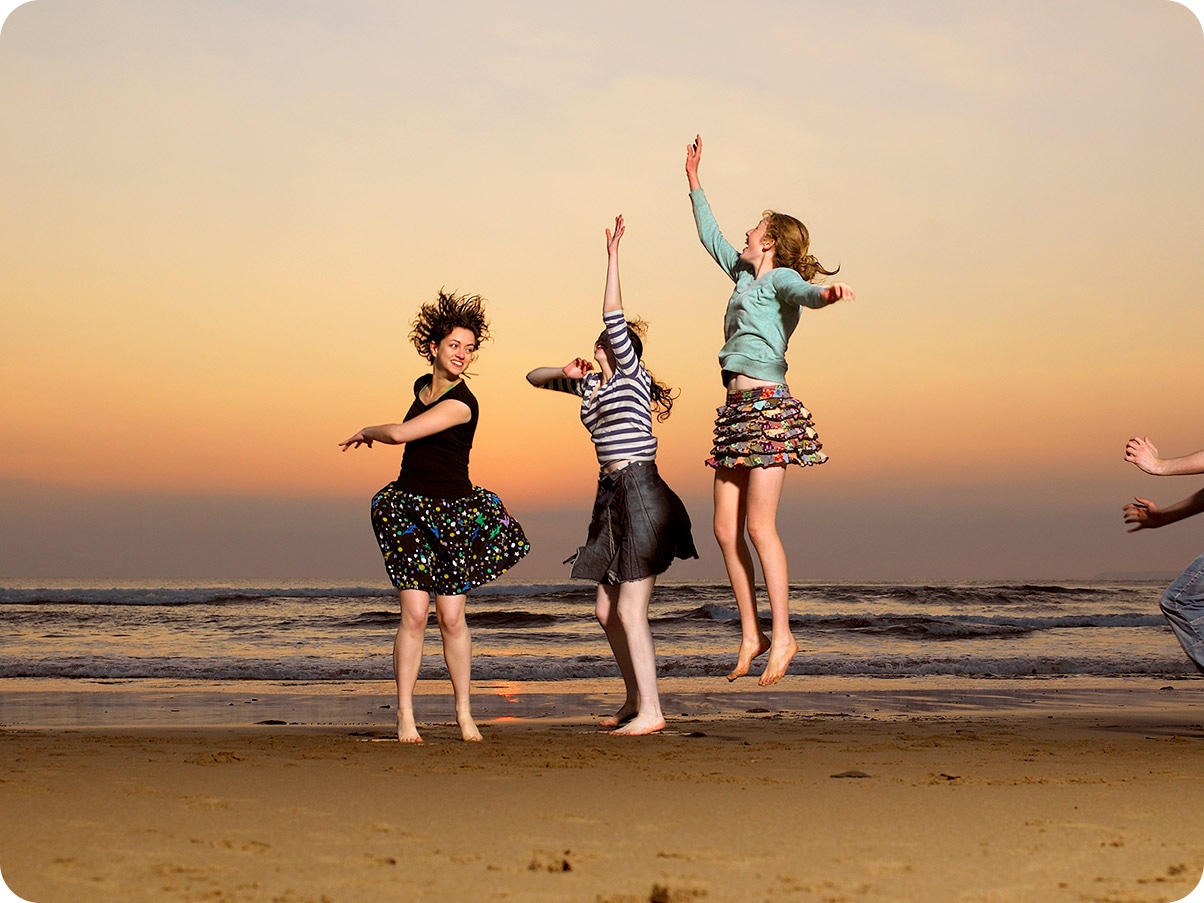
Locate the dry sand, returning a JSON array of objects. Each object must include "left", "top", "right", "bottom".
[{"left": 4, "top": 682, "right": 1204, "bottom": 902}]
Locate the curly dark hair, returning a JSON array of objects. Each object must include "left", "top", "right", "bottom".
[
  {"left": 622, "top": 317, "right": 677, "bottom": 423},
  {"left": 408, "top": 290, "right": 491, "bottom": 363}
]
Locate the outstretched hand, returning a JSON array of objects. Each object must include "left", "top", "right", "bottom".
[
  {"left": 563, "top": 358, "right": 594, "bottom": 379},
  {"left": 685, "top": 133, "right": 702, "bottom": 189},
  {"left": 1123, "top": 497, "right": 1164, "bottom": 532},
  {"left": 1124, "top": 436, "right": 1162, "bottom": 475},
  {"left": 339, "top": 431, "right": 373, "bottom": 452},
  {"left": 606, "top": 215, "right": 624, "bottom": 255},
  {"left": 821, "top": 283, "right": 856, "bottom": 304}
]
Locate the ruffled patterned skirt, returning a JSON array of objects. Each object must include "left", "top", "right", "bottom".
[
  {"left": 371, "top": 484, "right": 530, "bottom": 594},
  {"left": 706, "top": 385, "right": 828, "bottom": 470}
]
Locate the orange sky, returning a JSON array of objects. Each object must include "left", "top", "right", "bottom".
[{"left": 1, "top": 0, "right": 1202, "bottom": 580}]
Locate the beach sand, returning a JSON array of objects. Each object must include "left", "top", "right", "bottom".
[{"left": 4, "top": 678, "right": 1204, "bottom": 902}]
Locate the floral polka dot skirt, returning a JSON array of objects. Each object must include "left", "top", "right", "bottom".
[
  {"left": 370, "top": 484, "right": 530, "bottom": 594},
  {"left": 706, "top": 384, "right": 828, "bottom": 470}
]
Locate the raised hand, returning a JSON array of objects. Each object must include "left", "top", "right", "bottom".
[
  {"left": 1124, "top": 497, "right": 1164, "bottom": 532},
  {"left": 685, "top": 133, "right": 702, "bottom": 190},
  {"left": 606, "top": 215, "right": 625, "bottom": 256}
]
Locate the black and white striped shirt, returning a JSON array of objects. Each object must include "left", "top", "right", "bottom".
[{"left": 541, "top": 309, "right": 658, "bottom": 466}]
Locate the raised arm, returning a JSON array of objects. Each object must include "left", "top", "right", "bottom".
[
  {"left": 339, "top": 400, "right": 471, "bottom": 451},
  {"left": 600, "top": 216, "right": 641, "bottom": 377},
  {"left": 603, "top": 214, "right": 624, "bottom": 315},
  {"left": 686, "top": 135, "right": 740, "bottom": 278},
  {"left": 1125, "top": 437, "right": 1204, "bottom": 476}
]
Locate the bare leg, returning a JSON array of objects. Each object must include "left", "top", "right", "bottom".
[
  {"left": 434, "top": 593, "right": 481, "bottom": 741},
  {"left": 395, "top": 589, "right": 430, "bottom": 742},
  {"left": 744, "top": 466, "right": 797, "bottom": 686},
  {"left": 610, "top": 576, "right": 665, "bottom": 736},
  {"left": 595, "top": 583, "right": 638, "bottom": 727},
  {"left": 714, "top": 467, "right": 770, "bottom": 680}
]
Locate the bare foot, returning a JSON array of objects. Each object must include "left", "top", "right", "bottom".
[
  {"left": 598, "top": 703, "right": 638, "bottom": 729},
  {"left": 609, "top": 713, "right": 666, "bottom": 736},
  {"left": 398, "top": 712, "right": 423, "bottom": 743},
  {"left": 727, "top": 634, "right": 771, "bottom": 681},
  {"left": 758, "top": 637, "right": 799, "bottom": 687},
  {"left": 457, "top": 712, "right": 483, "bottom": 742}
]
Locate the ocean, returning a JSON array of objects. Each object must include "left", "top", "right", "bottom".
[{"left": 0, "top": 578, "right": 1191, "bottom": 683}]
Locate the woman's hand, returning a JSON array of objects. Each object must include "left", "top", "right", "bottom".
[
  {"left": 563, "top": 358, "right": 594, "bottom": 379},
  {"left": 340, "top": 405, "right": 469, "bottom": 450},
  {"left": 606, "top": 215, "right": 624, "bottom": 256},
  {"left": 820, "top": 283, "right": 856, "bottom": 304},
  {"left": 685, "top": 133, "right": 702, "bottom": 190},
  {"left": 339, "top": 430, "right": 373, "bottom": 451}
]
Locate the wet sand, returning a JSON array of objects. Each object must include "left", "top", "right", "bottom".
[{"left": 4, "top": 678, "right": 1204, "bottom": 902}]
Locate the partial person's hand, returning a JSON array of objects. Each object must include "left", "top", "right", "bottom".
[
  {"left": 1125, "top": 436, "right": 1163, "bottom": 475},
  {"left": 820, "top": 283, "right": 856, "bottom": 304},
  {"left": 606, "top": 215, "right": 625, "bottom": 255},
  {"left": 563, "top": 358, "right": 594, "bottom": 379},
  {"left": 1123, "top": 497, "right": 1164, "bottom": 532},
  {"left": 339, "top": 431, "right": 372, "bottom": 451}
]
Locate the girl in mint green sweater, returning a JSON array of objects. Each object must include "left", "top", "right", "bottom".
[{"left": 685, "top": 134, "right": 855, "bottom": 687}]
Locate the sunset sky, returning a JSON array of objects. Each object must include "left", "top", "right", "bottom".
[{"left": 1, "top": 0, "right": 1201, "bottom": 582}]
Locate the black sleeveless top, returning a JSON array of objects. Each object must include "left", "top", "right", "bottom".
[{"left": 394, "top": 376, "right": 478, "bottom": 499}]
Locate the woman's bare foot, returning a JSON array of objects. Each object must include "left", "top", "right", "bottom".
[
  {"left": 398, "top": 712, "right": 423, "bottom": 743},
  {"left": 758, "top": 637, "right": 799, "bottom": 687},
  {"left": 598, "top": 702, "right": 638, "bottom": 729},
  {"left": 609, "top": 713, "right": 666, "bottom": 736},
  {"left": 457, "top": 712, "right": 483, "bottom": 742},
  {"left": 727, "top": 634, "right": 771, "bottom": 681}
]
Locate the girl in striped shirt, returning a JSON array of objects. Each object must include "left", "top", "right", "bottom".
[{"left": 527, "top": 216, "right": 697, "bottom": 735}]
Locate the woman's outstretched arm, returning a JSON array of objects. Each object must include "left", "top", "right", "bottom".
[{"left": 339, "top": 400, "right": 471, "bottom": 451}]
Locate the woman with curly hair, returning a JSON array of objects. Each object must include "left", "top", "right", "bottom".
[
  {"left": 526, "top": 216, "right": 697, "bottom": 735},
  {"left": 341, "top": 290, "right": 530, "bottom": 742}
]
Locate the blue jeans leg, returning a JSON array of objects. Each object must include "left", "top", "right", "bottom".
[{"left": 1159, "top": 553, "right": 1204, "bottom": 673}]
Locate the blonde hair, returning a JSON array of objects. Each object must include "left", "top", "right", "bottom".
[{"left": 762, "top": 210, "right": 839, "bottom": 282}]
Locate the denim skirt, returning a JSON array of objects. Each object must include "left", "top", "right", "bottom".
[{"left": 568, "top": 461, "right": 698, "bottom": 585}]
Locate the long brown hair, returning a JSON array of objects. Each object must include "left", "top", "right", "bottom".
[
  {"left": 623, "top": 317, "right": 677, "bottom": 423},
  {"left": 762, "top": 210, "right": 839, "bottom": 282}
]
